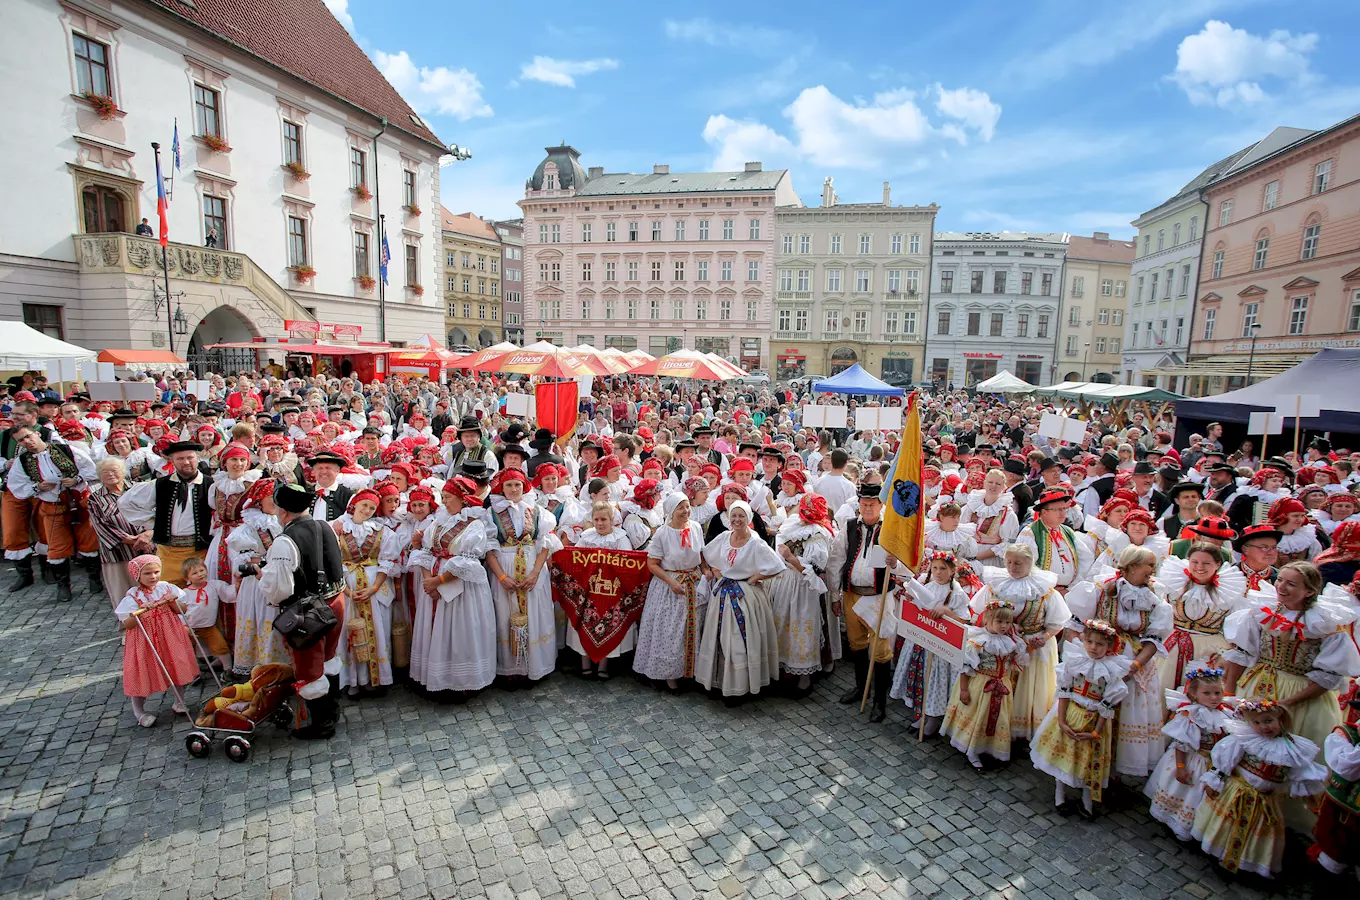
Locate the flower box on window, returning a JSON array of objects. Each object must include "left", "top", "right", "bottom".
[
  {"left": 199, "top": 134, "right": 231, "bottom": 154},
  {"left": 283, "top": 160, "right": 309, "bottom": 180},
  {"left": 357, "top": 274, "right": 376, "bottom": 292},
  {"left": 405, "top": 204, "right": 421, "bottom": 218},
  {"left": 81, "top": 92, "right": 120, "bottom": 120},
  {"left": 352, "top": 183, "right": 372, "bottom": 201},
  {"left": 409, "top": 283, "right": 424, "bottom": 296},
  {"left": 292, "top": 264, "right": 316, "bottom": 283}
]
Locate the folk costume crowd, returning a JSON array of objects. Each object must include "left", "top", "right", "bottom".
[{"left": 3, "top": 369, "right": 1360, "bottom": 881}]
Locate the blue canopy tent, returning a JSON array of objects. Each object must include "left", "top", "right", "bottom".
[
  {"left": 1173, "top": 348, "right": 1360, "bottom": 448},
  {"left": 812, "top": 364, "right": 905, "bottom": 397}
]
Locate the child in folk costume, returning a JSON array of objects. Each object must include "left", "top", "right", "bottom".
[
  {"left": 1066, "top": 545, "right": 1173, "bottom": 778},
  {"left": 685, "top": 476, "right": 717, "bottom": 530},
  {"left": 1312, "top": 694, "right": 1360, "bottom": 878},
  {"left": 1155, "top": 547, "right": 1248, "bottom": 693},
  {"left": 571, "top": 501, "right": 637, "bottom": 680},
  {"left": 960, "top": 469, "right": 1019, "bottom": 569},
  {"left": 407, "top": 477, "right": 497, "bottom": 696},
  {"left": 968, "top": 543, "right": 1069, "bottom": 739},
  {"left": 333, "top": 489, "right": 404, "bottom": 697},
  {"left": 636, "top": 494, "right": 709, "bottom": 692},
  {"left": 1030, "top": 621, "right": 1131, "bottom": 816},
  {"left": 769, "top": 493, "right": 834, "bottom": 692},
  {"left": 116, "top": 555, "right": 198, "bottom": 727},
  {"left": 1095, "top": 507, "right": 1170, "bottom": 570},
  {"left": 1270, "top": 496, "right": 1325, "bottom": 564},
  {"left": 925, "top": 502, "right": 977, "bottom": 562},
  {"left": 180, "top": 557, "right": 236, "bottom": 675},
  {"left": 556, "top": 477, "right": 606, "bottom": 546},
  {"left": 772, "top": 468, "right": 806, "bottom": 526},
  {"left": 890, "top": 551, "right": 972, "bottom": 736},
  {"left": 1145, "top": 666, "right": 1235, "bottom": 839},
  {"left": 696, "top": 500, "right": 785, "bottom": 700},
  {"left": 620, "top": 479, "right": 664, "bottom": 550},
  {"left": 942, "top": 600, "right": 1028, "bottom": 768},
  {"left": 1193, "top": 701, "right": 1326, "bottom": 877},
  {"left": 485, "top": 468, "right": 562, "bottom": 683},
  {"left": 1084, "top": 491, "right": 1136, "bottom": 563},
  {"left": 227, "top": 478, "right": 290, "bottom": 676}
]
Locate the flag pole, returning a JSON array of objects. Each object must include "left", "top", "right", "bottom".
[
  {"left": 859, "top": 586, "right": 890, "bottom": 713},
  {"left": 151, "top": 141, "right": 175, "bottom": 355},
  {"left": 378, "top": 214, "right": 387, "bottom": 343}
]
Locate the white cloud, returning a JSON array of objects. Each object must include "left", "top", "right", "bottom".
[
  {"left": 934, "top": 85, "right": 1001, "bottom": 143},
  {"left": 1172, "top": 20, "right": 1317, "bottom": 107},
  {"left": 663, "top": 17, "right": 791, "bottom": 50},
  {"left": 322, "top": 0, "right": 354, "bottom": 32},
  {"left": 702, "top": 83, "right": 1000, "bottom": 170},
  {"left": 519, "top": 56, "right": 619, "bottom": 88},
  {"left": 701, "top": 115, "right": 796, "bottom": 171},
  {"left": 374, "top": 50, "right": 493, "bottom": 120}
]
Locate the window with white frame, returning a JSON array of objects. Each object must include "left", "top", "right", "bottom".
[
  {"left": 778, "top": 309, "right": 791, "bottom": 331},
  {"left": 1095, "top": 337, "right": 1106, "bottom": 353},
  {"left": 1101, "top": 279, "right": 1113, "bottom": 296},
  {"left": 1349, "top": 290, "right": 1360, "bottom": 332},
  {"left": 890, "top": 234, "right": 903, "bottom": 254},
  {"left": 605, "top": 261, "right": 616, "bottom": 282},
  {"left": 1242, "top": 302, "right": 1259, "bottom": 336},
  {"left": 795, "top": 308, "right": 808, "bottom": 331},
  {"left": 1302, "top": 223, "right": 1321, "bottom": 260},
  {"left": 906, "top": 269, "right": 921, "bottom": 294},
  {"left": 627, "top": 261, "right": 638, "bottom": 281},
  {"left": 581, "top": 260, "right": 592, "bottom": 282},
  {"left": 697, "top": 260, "right": 709, "bottom": 281},
  {"left": 675, "top": 220, "right": 685, "bottom": 241},
  {"left": 672, "top": 298, "right": 684, "bottom": 319},
  {"left": 722, "top": 219, "right": 734, "bottom": 240},
  {"left": 779, "top": 269, "right": 793, "bottom": 291},
  {"left": 1065, "top": 335, "right": 1078, "bottom": 355},
  {"left": 746, "top": 299, "right": 758, "bottom": 322},
  {"left": 830, "top": 234, "right": 842, "bottom": 254},
  {"left": 1263, "top": 181, "right": 1279, "bottom": 211},
  {"left": 582, "top": 222, "right": 592, "bottom": 242},
  {"left": 1110, "top": 338, "right": 1120, "bottom": 352},
  {"left": 1097, "top": 309, "right": 1109, "bottom": 325},
  {"left": 548, "top": 299, "right": 561, "bottom": 319},
  {"left": 1315, "top": 160, "right": 1333, "bottom": 194},
  {"left": 797, "top": 269, "right": 810, "bottom": 291},
  {"left": 748, "top": 260, "right": 760, "bottom": 281},
  {"left": 606, "top": 222, "right": 616, "bottom": 242},
  {"left": 904, "top": 311, "right": 917, "bottom": 334},
  {"left": 855, "top": 269, "right": 871, "bottom": 292},
  {"left": 651, "top": 261, "right": 662, "bottom": 282},
  {"left": 604, "top": 299, "right": 614, "bottom": 319},
  {"left": 1180, "top": 264, "right": 1191, "bottom": 296},
  {"left": 1174, "top": 317, "right": 1185, "bottom": 345},
  {"left": 1289, "top": 296, "right": 1308, "bottom": 335},
  {"left": 1189, "top": 217, "right": 1198, "bottom": 241},
  {"left": 1219, "top": 199, "right": 1233, "bottom": 226},
  {"left": 884, "top": 310, "right": 899, "bottom": 334},
  {"left": 799, "top": 234, "right": 810, "bottom": 254},
  {"left": 1150, "top": 272, "right": 1159, "bottom": 299},
  {"left": 859, "top": 234, "right": 871, "bottom": 254},
  {"left": 1069, "top": 305, "right": 1081, "bottom": 326},
  {"left": 782, "top": 234, "right": 793, "bottom": 253},
  {"left": 652, "top": 221, "right": 662, "bottom": 241},
  {"left": 1173, "top": 223, "right": 1182, "bottom": 245},
  {"left": 550, "top": 262, "right": 560, "bottom": 282},
  {"left": 1135, "top": 275, "right": 1144, "bottom": 302},
  {"left": 1212, "top": 249, "right": 1224, "bottom": 279},
  {"left": 720, "top": 260, "right": 732, "bottom": 281},
  {"left": 674, "top": 260, "right": 685, "bottom": 281},
  {"left": 1157, "top": 230, "right": 1165, "bottom": 251},
  {"left": 887, "top": 270, "right": 902, "bottom": 293},
  {"left": 628, "top": 298, "right": 638, "bottom": 320},
  {"left": 909, "top": 234, "right": 921, "bottom": 253},
  {"left": 539, "top": 224, "right": 548, "bottom": 244},
  {"left": 1163, "top": 269, "right": 1173, "bottom": 299},
  {"left": 628, "top": 222, "right": 639, "bottom": 241},
  {"left": 825, "top": 309, "right": 839, "bottom": 333},
  {"left": 696, "top": 299, "right": 707, "bottom": 320},
  {"left": 1072, "top": 276, "right": 1084, "bottom": 297},
  {"left": 1253, "top": 237, "right": 1269, "bottom": 270},
  {"left": 1112, "top": 309, "right": 1123, "bottom": 326},
  {"left": 699, "top": 219, "right": 710, "bottom": 240},
  {"left": 853, "top": 310, "right": 869, "bottom": 333},
  {"left": 827, "top": 269, "right": 842, "bottom": 292},
  {"left": 749, "top": 218, "right": 761, "bottom": 240}
]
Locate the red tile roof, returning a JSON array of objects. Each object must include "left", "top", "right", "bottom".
[
  {"left": 1068, "top": 234, "right": 1135, "bottom": 264},
  {"left": 441, "top": 207, "right": 499, "bottom": 241},
  {"left": 144, "top": 0, "right": 445, "bottom": 152}
]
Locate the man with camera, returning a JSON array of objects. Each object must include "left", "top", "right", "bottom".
[{"left": 254, "top": 482, "right": 346, "bottom": 740}]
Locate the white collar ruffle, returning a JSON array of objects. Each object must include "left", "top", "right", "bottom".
[
  {"left": 336, "top": 514, "right": 384, "bottom": 540},
  {"left": 964, "top": 490, "right": 1013, "bottom": 518},
  {"left": 1222, "top": 724, "right": 1320, "bottom": 766},
  {"left": 1156, "top": 558, "right": 1247, "bottom": 611},
  {"left": 1060, "top": 638, "right": 1132, "bottom": 683},
  {"left": 984, "top": 567, "right": 1059, "bottom": 603}
]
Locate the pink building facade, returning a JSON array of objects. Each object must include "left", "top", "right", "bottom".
[
  {"left": 518, "top": 146, "right": 801, "bottom": 369},
  {"left": 1191, "top": 113, "right": 1360, "bottom": 394}
]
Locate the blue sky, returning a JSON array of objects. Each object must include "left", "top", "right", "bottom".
[{"left": 330, "top": 0, "right": 1360, "bottom": 237}]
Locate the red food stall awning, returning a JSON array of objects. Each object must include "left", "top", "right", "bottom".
[
  {"left": 206, "top": 341, "right": 390, "bottom": 355},
  {"left": 98, "top": 349, "right": 187, "bottom": 365}
]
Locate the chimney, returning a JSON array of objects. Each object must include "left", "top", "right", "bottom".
[
  {"left": 882, "top": 182, "right": 891, "bottom": 206},
  {"left": 653, "top": 164, "right": 669, "bottom": 175},
  {"left": 744, "top": 161, "right": 762, "bottom": 172},
  {"left": 1093, "top": 231, "right": 1109, "bottom": 241},
  {"left": 587, "top": 166, "right": 603, "bottom": 179}
]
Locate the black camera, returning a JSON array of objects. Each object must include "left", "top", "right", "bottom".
[{"left": 237, "top": 562, "right": 262, "bottom": 578}]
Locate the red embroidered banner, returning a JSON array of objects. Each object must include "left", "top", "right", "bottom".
[{"left": 550, "top": 546, "right": 652, "bottom": 662}]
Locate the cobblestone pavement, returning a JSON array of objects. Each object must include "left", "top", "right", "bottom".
[{"left": 0, "top": 578, "right": 1329, "bottom": 900}]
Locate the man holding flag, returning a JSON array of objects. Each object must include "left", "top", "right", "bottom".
[{"left": 826, "top": 391, "right": 925, "bottom": 723}]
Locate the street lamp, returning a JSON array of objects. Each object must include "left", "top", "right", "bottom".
[
  {"left": 173, "top": 304, "right": 189, "bottom": 336},
  {"left": 1246, "top": 322, "right": 1262, "bottom": 385},
  {"left": 1083, "top": 341, "right": 1091, "bottom": 381}
]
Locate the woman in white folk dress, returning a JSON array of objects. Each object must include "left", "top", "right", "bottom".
[
  {"left": 1154, "top": 547, "right": 1248, "bottom": 694},
  {"left": 769, "top": 493, "right": 834, "bottom": 693},
  {"left": 226, "top": 478, "right": 290, "bottom": 676},
  {"left": 333, "top": 489, "right": 404, "bottom": 697},
  {"left": 570, "top": 501, "right": 636, "bottom": 680},
  {"left": 695, "top": 501, "right": 785, "bottom": 702},
  {"left": 635, "top": 494, "right": 709, "bottom": 693},
  {"left": 407, "top": 477, "right": 497, "bottom": 697},
  {"left": 485, "top": 468, "right": 561, "bottom": 684}
]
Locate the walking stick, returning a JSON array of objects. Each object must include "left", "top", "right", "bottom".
[
  {"left": 859, "top": 587, "right": 890, "bottom": 714},
  {"left": 183, "top": 618, "right": 225, "bottom": 693},
  {"left": 918, "top": 653, "right": 933, "bottom": 743},
  {"left": 130, "top": 606, "right": 195, "bottom": 724}
]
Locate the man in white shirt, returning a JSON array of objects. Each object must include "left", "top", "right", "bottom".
[
  {"left": 120, "top": 441, "right": 213, "bottom": 588},
  {"left": 814, "top": 449, "right": 855, "bottom": 512},
  {"left": 6, "top": 424, "right": 98, "bottom": 600}
]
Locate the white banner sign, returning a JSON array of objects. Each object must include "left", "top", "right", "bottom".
[
  {"left": 87, "top": 381, "right": 161, "bottom": 402},
  {"left": 855, "top": 407, "right": 903, "bottom": 432},
  {"left": 1038, "top": 412, "right": 1088, "bottom": 444},
  {"left": 1272, "top": 394, "right": 1321, "bottom": 419},
  {"left": 504, "top": 393, "right": 535, "bottom": 418},
  {"left": 803, "top": 405, "right": 848, "bottom": 429},
  {"left": 1247, "top": 411, "right": 1284, "bottom": 435}
]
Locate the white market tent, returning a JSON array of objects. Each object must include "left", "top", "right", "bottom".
[
  {"left": 0, "top": 322, "right": 97, "bottom": 369},
  {"left": 974, "top": 370, "right": 1035, "bottom": 394}
]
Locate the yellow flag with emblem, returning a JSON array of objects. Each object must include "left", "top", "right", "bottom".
[{"left": 877, "top": 390, "right": 924, "bottom": 572}]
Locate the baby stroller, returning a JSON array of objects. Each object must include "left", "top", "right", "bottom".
[{"left": 184, "top": 663, "right": 297, "bottom": 762}]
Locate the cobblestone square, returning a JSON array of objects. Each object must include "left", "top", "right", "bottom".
[{"left": 0, "top": 583, "right": 1320, "bottom": 899}]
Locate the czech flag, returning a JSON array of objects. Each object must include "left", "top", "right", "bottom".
[
  {"left": 155, "top": 154, "right": 169, "bottom": 248},
  {"left": 878, "top": 390, "right": 924, "bottom": 571}
]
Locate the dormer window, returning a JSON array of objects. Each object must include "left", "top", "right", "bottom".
[{"left": 546, "top": 173, "right": 557, "bottom": 189}]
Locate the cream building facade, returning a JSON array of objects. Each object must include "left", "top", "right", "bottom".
[
  {"left": 772, "top": 180, "right": 937, "bottom": 383},
  {"left": 441, "top": 209, "right": 502, "bottom": 348},
  {"left": 1055, "top": 233, "right": 1134, "bottom": 383}
]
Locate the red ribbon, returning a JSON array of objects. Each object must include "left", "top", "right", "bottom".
[
  {"left": 983, "top": 670, "right": 1011, "bottom": 736},
  {"left": 680, "top": 525, "right": 691, "bottom": 549},
  {"left": 1166, "top": 629, "right": 1195, "bottom": 685},
  {"left": 1184, "top": 568, "right": 1218, "bottom": 589},
  {"left": 1259, "top": 606, "right": 1305, "bottom": 638}
]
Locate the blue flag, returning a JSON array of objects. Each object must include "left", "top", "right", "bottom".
[
  {"left": 171, "top": 119, "right": 181, "bottom": 171},
  {"left": 380, "top": 227, "right": 391, "bottom": 285}
]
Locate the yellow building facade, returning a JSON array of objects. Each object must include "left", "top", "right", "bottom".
[{"left": 441, "top": 208, "right": 503, "bottom": 348}]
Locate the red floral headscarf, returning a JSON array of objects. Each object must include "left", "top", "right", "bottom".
[
  {"left": 346, "top": 489, "right": 380, "bottom": 513},
  {"left": 243, "top": 478, "right": 276, "bottom": 510},
  {"left": 441, "top": 476, "right": 483, "bottom": 508},
  {"left": 632, "top": 478, "right": 661, "bottom": 510},
  {"left": 1317, "top": 521, "right": 1360, "bottom": 565},
  {"left": 491, "top": 468, "right": 528, "bottom": 495},
  {"left": 797, "top": 493, "right": 835, "bottom": 534},
  {"left": 1267, "top": 496, "right": 1306, "bottom": 524}
]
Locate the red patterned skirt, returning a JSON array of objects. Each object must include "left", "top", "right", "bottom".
[{"left": 123, "top": 605, "right": 199, "bottom": 697}]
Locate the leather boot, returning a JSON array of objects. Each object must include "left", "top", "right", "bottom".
[
  {"left": 869, "top": 661, "right": 892, "bottom": 723},
  {"left": 40, "top": 556, "right": 55, "bottom": 584},
  {"left": 82, "top": 556, "right": 104, "bottom": 595},
  {"left": 9, "top": 556, "right": 34, "bottom": 591},
  {"left": 838, "top": 648, "right": 869, "bottom": 704},
  {"left": 53, "top": 561, "right": 73, "bottom": 602}
]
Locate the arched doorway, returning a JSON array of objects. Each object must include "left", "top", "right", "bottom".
[
  {"left": 830, "top": 346, "right": 857, "bottom": 375},
  {"left": 186, "top": 305, "right": 258, "bottom": 375},
  {"left": 1064, "top": 371, "right": 1081, "bottom": 382},
  {"left": 448, "top": 327, "right": 470, "bottom": 348},
  {"left": 478, "top": 329, "right": 496, "bottom": 348},
  {"left": 1090, "top": 372, "right": 1113, "bottom": 384}
]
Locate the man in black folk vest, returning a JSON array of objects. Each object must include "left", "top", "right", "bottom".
[
  {"left": 307, "top": 451, "right": 357, "bottom": 522},
  {"left": 826, "top": 483, "right": 893, "bottom": 723},
  {"left": 120, "top": 440, "right": 212, "bottom": 588}
]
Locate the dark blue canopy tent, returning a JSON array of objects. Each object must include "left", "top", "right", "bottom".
[
  {"left": 1173, "top": 349, "right": 1360, "bottom": 449},
  {"left": 812, "top": 363, "right": 905, "bottom": 397}
]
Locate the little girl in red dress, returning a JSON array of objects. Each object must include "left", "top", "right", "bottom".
[{"left": 115, "top": 554, "right": 199, "bottom": 727}]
